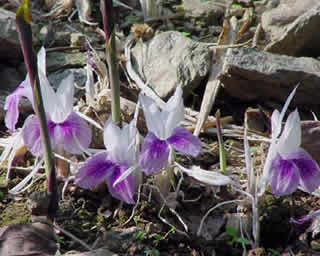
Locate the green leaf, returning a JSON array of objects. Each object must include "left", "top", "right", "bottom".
[{"left": 225, "top": 226, "right": 237, "bottom": 238}]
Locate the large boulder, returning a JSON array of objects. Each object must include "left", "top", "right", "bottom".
[{"left": 131, "top": 31, "right": 211, "bottom": 99}]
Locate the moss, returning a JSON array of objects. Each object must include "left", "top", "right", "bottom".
[{"left": 0, "top": 201, "right": 31, "bottom": 226}]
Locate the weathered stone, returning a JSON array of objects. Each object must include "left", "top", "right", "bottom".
[
  {"left": 0, "top": 64, "right": 24, "bottom": 92},
  {"left": 93, "top": 227, "right": 140, "bottom": 252},
  {"left": 183, "top": 0, "right": 225, "bottom": 26},
  {"left": 220, "top": 48, "right": 320, "bottom": 106},
  {"left": 131, "top": 31, "right": 211, "bottom": 99},
  {"left": 262, "top": 0, "right": 320, "bottom": 56},
  {"left": 62, "top": 248, "right": 118, "bottom": 256},
  {"left": 301, "top": 121, "right": 320, "bottom": 164},
  {"left": 0, "top": 8, "right": 23, "bottom": 64}
]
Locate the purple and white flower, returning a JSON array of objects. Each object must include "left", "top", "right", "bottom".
[
  {"left": 259, "top": 88, "right": 320, "bottom": 196},
  {"left": 138, "top": 86, "right": 202, "bottom": 175},
  {"left": 75, "top": 118, "right": 138, "bottom": 204},
  {"left": 4, "top": 47, "right": 92, "bottom": 157}
]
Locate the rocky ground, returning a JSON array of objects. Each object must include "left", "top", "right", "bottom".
[{"left": 2, "top": 0, "right": 320, "bottom": 255}]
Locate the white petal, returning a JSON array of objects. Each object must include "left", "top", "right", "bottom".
[
  {"left": 37, "top": 47, "right": 47, "bottom": 76},
  {"left": 139, "top": 93, "right": 163, "bottom": 137},
  {"left": 175, "top": 162, "right": 232, "bottom": 186},
  {"left": 273, "top": 86, "right": 298, "bottom": 138},
  {"left": 163, "top": 86, "right": 184, "bottom": 137},
  {"left": 277, "top": 109, "right": 301, "bottom": 156},
  {"left": 103, "top": 117, "right": 122, "bottom": 152},
  {"left": 271, "top": 109, "right": 280, "bottom": 138},
  {"left": 55, "top": 73, "right": 74, "bottom": 122},
  {"left": 39, "top": 70, "right": 57, "bottom": 116}
]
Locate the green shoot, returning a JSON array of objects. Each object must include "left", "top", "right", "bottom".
[
  {"left": 215, "top": 110, "right": 227, "bottom": 174},
  {"left": 16, "top": 0, "right": 58, "bottom": 221}
]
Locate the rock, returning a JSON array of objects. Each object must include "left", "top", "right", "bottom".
[
  {"left": 220, "top": 48, "right": 320, "bottom": 106},
  {"left": 301, "top": 121, "right": 320, "bottom": 164},
  {"left": 93, "top": 227, "right": 140, "bottom": 252},
  {"left": 262, "top": 0, "right": 320, "bottom": 56},
  {"left": 0, "top": 8, "right": 23, "bottom": 65},
  {"left": 183, "top": 0, "right": 225, "bottom": 26},
  {"left": 0, "top": 223, "right": 57, "bottom": 256},
  {"left": 63, "top": 248, "right": 118, "bottom": 256},
  {"left": 46, "top": 51, "right": 87, "bottom": 91},
  {"left": 188, "top": 215, "right": 226, "bottom": 241},
  {"left": 0, "top": 64, "right": 24, "bottom": 92},
  {"left": 131, "top": 31, "right": 211, "bottom": 99}
]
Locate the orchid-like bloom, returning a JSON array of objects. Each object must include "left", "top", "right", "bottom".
[
  {"left": 4, "top": 47, "right": 92, "bottom": 157},
  {"left": 75, "top": 118, "right": 138, "bottom": 204},
  {"left": 267, "top": 110, "right": 320, "bottom": 195},
  {"left": 259, "top": 88, "right": 320, "bottom": 196},
  {"left": 139, "top": 86, "right": 202, "bottom": 175}
]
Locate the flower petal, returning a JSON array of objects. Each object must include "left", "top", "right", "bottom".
[
  {"left": 39, "top": 69, "right": 57, "bottom": 116},
  {"left": 103, "top": 117, "right": 122, "bottom": 152},
  {"left": 290, "top": 208, "right": 320, "bottom": 225},
  {"left": 175, "top": 163, "right": 232, "bottom": 186},
  {"left": 22, "top": 115, "right": 43, "bottom": 157},
  {"left": 107, "top": 164, "right": 136, "bottom": 204},
  {"left": 54, "top": 73, "right": 74, "bottom": 123},
  {"left": 4, "top": 79, "right": 33, "bottom": 131},
  {"left": 139, "top": 132, "right": 169, "bottom": 175},
  {"left": 53, "top": 112, "right": 92, "bottom": 155},
  {"left": 268, "top": 153, "right": 299, "bottom": 196},
  {"left": 37, "top": 47, "right": 47, "bottom": 76},
  {"left": 75, "top": 151, "right": 114, "bottom": 189},
  {"left": 139, "top": 93, "right": 163, "bottom": 137},
  {"left": 277, "top": 110, "right": 301, "bottom": 156},
  {"left": 167, "top": 127, "right": 202, "bottom": 157},
  {"left": 287, "top": 148, "right": 320, "bottom": 193},
  {"left": 163, "top": 86, "right": 184, "bottom": 138}
]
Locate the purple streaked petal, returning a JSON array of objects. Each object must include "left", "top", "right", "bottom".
[
  {"left": 288, "top": 149, "right": 320, "bottom": 193},
  {"left": 290, "top": 209, "right": 320, "bottom": 225},
  {"left": 4, "top": 80, "right": 33, "bottom": 131},
  {"left": 107, "top": 164, "right": 135, "bottom": 204},
  {"left": 75, "top": 151, "right": 114, "bottom": 189},
  {"left": 139, "top": 132, "right": 169, "bottom": 175},
  {"left": 22, "top": 115, "right": 56, "bottom": 157},
  {"left": 167, "top": 127, "right": 202, "bottom": 157},
  {"left": 53, "top": 112, "right": 92, "bottom": 155},
  {"left": 268, "top": 153, "right": 299, "bottom": 196}
]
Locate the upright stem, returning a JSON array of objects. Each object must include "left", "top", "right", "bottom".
[
  {"left": 215, "top": 110, "right": 227, "bottom": 174},
  {"left": 16, "top": 0, "right": 58, "bottom": 221},
  {"left": 100, "top": 0, "right": 121, "bottom": 125}
]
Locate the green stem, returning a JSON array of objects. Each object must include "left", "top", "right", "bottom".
[
  {"left": 100, "top": 0, "right": 121, "bottom": 125},
  {"left": 215, "top": 110, "right": 227, "bottom": 174},
  {"left": 16, "top": 0, "right": 58, "bottom": 221}
]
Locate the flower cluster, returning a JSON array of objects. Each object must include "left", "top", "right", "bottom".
[
  {"left": 4, "top": 47, "right": 92, "bottom": 157},
  {"left": 75, "top": 86, "right": 202, "bottom": 204},
  {"left": 260, "top": 88, "right": 320, "bottom": 196}
]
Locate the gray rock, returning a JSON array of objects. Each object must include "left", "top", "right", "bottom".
[
  {"left": 262, "top": 0, "right": 320, "bottom": 56},
  {"left": 0, "top": 64, "right": 24, "bottom": 92},
  {"left": 183, "top": 0, "right": 225, "bottom": 26},
  {"left": 0, "top": 8, "right": 23, "bottom": 64},
  {"left": 93, "top": 227, "right": 140, "bottom": 252},
  {"left": 62, "top": 248, "right": 118, "bottom": 256},
  {"left": 131, "top": 31, "right": 211, "bottom": 99},
  {"left": 264, "top": 3, "right": 320, "bottom": 56},
  {"left": 46, "top": 51, "right": 87, "bottom": 92},
  {"left": 220, "top": 48, "right": 320, "bottom": 105}
]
